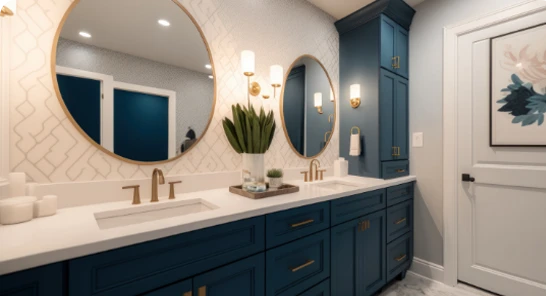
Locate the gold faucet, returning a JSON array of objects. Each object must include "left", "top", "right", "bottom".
[
  {"left": 309, "top": 159, "right": 321, "bottom": 182},
  {"left": 151, "top": 168, "right": 165, "bottom": 202}
]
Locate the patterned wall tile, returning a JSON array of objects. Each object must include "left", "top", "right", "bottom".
[{"left": 9, "top": 0, "right": 340, "bottom": 184}]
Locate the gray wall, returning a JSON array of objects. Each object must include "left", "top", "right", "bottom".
[
  {"left": 410, "top": 0, "right": 526, "bottom": 265},
  {"left": 302, "top": 57, "right": 335, "bottom": 157},
  {"left": 56, "top": 38, "right": 214, "bottom": 149}
]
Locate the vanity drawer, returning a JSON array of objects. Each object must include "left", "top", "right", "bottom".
[
  {"left": 266, "top": 202, "right": 330, "bottom": 248},
  {"left": 387, "top": 199, "right": 413, "bottom": 242},
  {"left": 298, "top": 279, "right": 330, "bottom": 296},
  {"left": 69, "top": 217, "right": 265, "bottom": 296},
  {"left": 331, "top": 189, "right": 386, "bottom": 226},
  {"left": 142, "top": 279, "right": 192, "bottom": 296},
  {"left": 386, "top": 232, "right": 413, "bottom": 282},
  {"left": 386, "top": 182, "right": 413, "bottom": 206},
  {"left": 266, "top": 230, "right": 330, "bottom": 296},
  {"left": 381, "top": 160, "right": 409, "bottom": 179}
]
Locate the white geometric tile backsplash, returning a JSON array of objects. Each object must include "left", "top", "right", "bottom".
[{"left": 9, "top": 0, "right": 340, "bottom": 183}]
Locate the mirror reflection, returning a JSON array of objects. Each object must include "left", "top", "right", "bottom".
[
  {"left": 54, "top": 0, "right": 214, "bottom": 163},
  {"left": 282, "top": 56, "right": 336, "bottom": 158}
]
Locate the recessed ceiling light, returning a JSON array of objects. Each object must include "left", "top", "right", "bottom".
[
  {"left": 208, "top": 75, "right": 214, "bottom": 79},
  {"left": 79, "top": 31, "right": 91, "bottom": 38},
  {"left": 158, "top": 19, "right": 170, "bottom": 27},
  {"left": 205, "top": 64, "right": 212, "bottom": 69}
]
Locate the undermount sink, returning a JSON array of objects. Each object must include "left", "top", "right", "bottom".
[
  {"left": 94, "top": 199, "right": 218, "bottom": 230},
  {"left": 312, "top": 181, "right": 363, "bottom": 191}
]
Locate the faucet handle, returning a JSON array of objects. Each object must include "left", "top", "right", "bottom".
[
  {"left": 300, "top": 171, "right": 309, "bottom": 183},
  {"left": 168, "top": 181, "right": 182, "bottom": 200},
  {"left": 122, "top": 185, "right": 141, "bottom": 205},
  {"left": 318, "top": 169, "right": 326, "bottom": 181}
]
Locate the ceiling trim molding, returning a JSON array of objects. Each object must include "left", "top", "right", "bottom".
[{"left": 335, "top": 0, "right": 415, "bottom": 34}]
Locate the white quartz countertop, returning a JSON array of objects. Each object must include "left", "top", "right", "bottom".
[{"left": 0, "top": 175, "right": 415, "bottom": 275}]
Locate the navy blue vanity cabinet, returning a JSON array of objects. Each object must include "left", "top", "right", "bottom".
[
  {"left": 331, "top": 211, "right": 386, "bottom": 296},
  {"left": 193, "top": 253, "right": 265, "bottom": 296},
  {"left": 69, "top": 217, "right": 265, "bottom": 296},
  {"left": 299, "top": 280, "right": 330, "bottom": 296},
  {"left": 143, "top": 279, "right": 192, "bottom": 296},
  {"left": 336, "top": 0, "right": 414, "bottom": 179},
  {"left": 0, "top": 263, "right": 65, "bottom": 296}
]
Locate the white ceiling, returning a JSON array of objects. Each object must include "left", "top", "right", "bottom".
[
  {"left": 307, "top": 0, "right": 425, "bottom": 20},
  {"left": 60, "top": 0, "right": 211, "bottom": 74}
]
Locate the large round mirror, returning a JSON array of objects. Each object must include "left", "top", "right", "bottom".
[
  {"left": 53, "top": 0, "right": 215, "bottom": 164},
  {"left": 281, "top": 55, "right": 336, "bottom": 158}
]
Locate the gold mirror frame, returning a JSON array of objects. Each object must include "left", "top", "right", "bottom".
[
  {"left": 280, "top": 54, "right": 337, "bottom": 160},
  {"left": 51, "top": 0, "right": 216, "bottom": 165}
]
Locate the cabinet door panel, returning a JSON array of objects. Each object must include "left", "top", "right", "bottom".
[
  {"left": 380, "top": 16, "right": 397, "bottom": 72},
  {"left": 395, "top": 26, "right": 409, "bottom": 78},
  {"left": 0, "top": 263, "right": 64, "bottom": 296},
  {"left": 380, "top": 69, "right": 396, "bottom": 161},
  {"left": 394, "top": 77, "right": 409, "bottom": 160},
  {"left": 143, "top": 279, "right": 192, "bottom": 296},
  {"left": 331, "top": 211, "right": 386, "bottom": 296},
  {"left": 193, "top": 253, "right": 265, "bottom": 296}
]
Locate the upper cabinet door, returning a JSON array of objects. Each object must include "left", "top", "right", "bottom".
[
  {"left": 395, "top": 26, "right": 409, "bottom": 79},
  {"left": 380, "top": 15, "right": 409, "bottom": 79},
  {"left": 380, "top": 16, "right": 397, "bottom": 72},
  {"left": 394, "top": 77, "right": 409, "bottom": 160},
  {"left": 380, "top": 69, "right": 396, "bottom": 161},
  {"left": 193, "top": 253, "right": 265, "bottom": 296}
]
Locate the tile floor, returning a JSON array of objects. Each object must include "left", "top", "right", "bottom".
[{"left": 380, "top": 273, "right": 496, "bottom": 296}]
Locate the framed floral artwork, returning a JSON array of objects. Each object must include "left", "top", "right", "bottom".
[{"left": 490, "top": 23, "right": 546, "bottom": 147}]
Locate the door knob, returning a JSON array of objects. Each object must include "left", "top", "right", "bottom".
[{"left": 462, "top": 174, "right": 475, "bottom": 183}]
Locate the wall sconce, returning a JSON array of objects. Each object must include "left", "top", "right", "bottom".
[
  {"left": 350, "top": 84, "right": 361, "bottom": 109},
  {"left": 314, "top": 92, "right": 323, "bottom": 114},
  {"left": 0, "top": 0, "right": 16, "bottom": 17},
  {"left": 270, "top": 65, "right": 283, "bottom": 97},
  {"left": 241, "top": 50, "right": 283, "bottom": 105}
]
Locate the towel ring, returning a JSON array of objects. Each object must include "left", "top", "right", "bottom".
[
  {"left": 351, "top": 126, "right": 361, "bottom": 135},
  {"left": 324, "top": 131, "right": 332, "bottom": 142}
]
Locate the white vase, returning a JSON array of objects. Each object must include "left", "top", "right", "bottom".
[
  {"left": 268, "top": 177, "right": 283, "bottom": 189},
  {"left": 242, "top": 153, "right": 265, "bottom": 183}
]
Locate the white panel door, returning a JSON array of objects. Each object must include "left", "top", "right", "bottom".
[{"left": 456, "top": 9, "right": 546, "bottom": 296}]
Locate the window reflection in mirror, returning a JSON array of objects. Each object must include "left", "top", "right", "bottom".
[
  {"left": 53, "top": 0, "right": 215, "bottom": 163},
  {"left": 281, "top": 55, "right": 336, "bottom": 158}
]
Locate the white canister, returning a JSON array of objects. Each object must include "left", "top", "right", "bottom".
[
  {"left": 0, "top": 196, "right": 37, "bottom": 225},
  {"left": 334, "top": 157, "right": 349, "bottom": 177}
]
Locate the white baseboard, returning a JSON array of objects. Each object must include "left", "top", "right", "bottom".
[{"left": 410, "top": 257, "right": 445, "bottom": 283}]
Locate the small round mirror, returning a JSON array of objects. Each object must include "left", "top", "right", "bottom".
[{"left": 281, "top": 55, "right": 336, "bottom": 158}]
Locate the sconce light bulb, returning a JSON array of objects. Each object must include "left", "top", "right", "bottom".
[
  {"left": 241, "top": 50, "right": 255, "bottom": 76},
  {"left": 270, "top": 65, "right": 283, "bottom": 86},
  {"left": 350, "top": 84, "right": 361, "bottom": 99},
  {"left": 314, "top": 92, "right": 323, "bottom": 108}
]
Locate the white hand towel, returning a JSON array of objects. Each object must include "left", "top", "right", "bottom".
[{"left": 349, "top": 134, "right": 361, "bottom": 156}]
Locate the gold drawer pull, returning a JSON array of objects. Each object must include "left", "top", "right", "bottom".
[
  {"left": 291, "top": 260, "right": 315, "bottom": 272},
  {"left": 359, "top": 220, "right": 370, "bottom": 231},
  {"left": 183, "top": 291, "right": 193, "bottom": 296},
  {"left": 395, "top": 254, "right": 407, "bottom": 262},
  {"left": 396, "top": 169, "right": 406, "bottom": 173},
  {"left": 291, "top": 219, "right": 314, "bottom": 228},
  {"left": 198, "top": 286, "right": 206, "bottom": 296},
  {"left": 395, "top": 218, "right": 407, "bottom": 225}
]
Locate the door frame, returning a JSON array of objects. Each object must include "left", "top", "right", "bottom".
[
  {"left": 442, "top": 0, "right": 546, "bottom": 286},
  {"left": 113, "top": 81, "right": 177, "bottom": 159}
]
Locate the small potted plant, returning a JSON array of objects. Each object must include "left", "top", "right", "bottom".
[{"left": 267, "top": 169, "right": 284, "bottom": 189}]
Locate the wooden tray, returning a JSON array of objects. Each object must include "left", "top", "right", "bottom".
[{"left": 229, "top": 183, "right": 300, "bottom": 199}]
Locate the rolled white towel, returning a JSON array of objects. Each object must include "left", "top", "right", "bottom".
[{"left": 349, "top": 133, "right": 361, "bottom": 156}]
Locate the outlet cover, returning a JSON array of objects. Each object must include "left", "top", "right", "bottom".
[{"left": 413, "top": 132, "right": 424, "bottom": 148}]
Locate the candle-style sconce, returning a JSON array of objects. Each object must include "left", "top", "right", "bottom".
[
  {"left": 350, "top": 84, "right": 361, "bottom": 109},
  {"left": 241, "top": 50, "right": 283, "bottom": 105},
  {"left": 314, "top": 92, "right": 323, "bottom": 114}
]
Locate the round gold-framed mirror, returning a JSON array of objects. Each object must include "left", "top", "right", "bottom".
[
  {"left": 51, "top": 0, "right": 216, "bottom": 165},
  {"left": 280, "top": 55, "right": 336, "bottom": 159}
]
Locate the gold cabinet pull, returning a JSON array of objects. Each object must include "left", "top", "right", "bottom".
[
  {"left": 359, "top": 220, "right": 370, "bottom": 231},
  {"left": 183, "top": 292, "right": 193, "bottom": 296},
  {"left": 397, "top": 56, "right": 401, "bottom": 69},
  {"left": 395, "top": 218, "right": 407, "bottom": 225},
  {"left": 392, "top": 146, "right": 397, "bottom": 157},
  {"left": 198, "top": 286, "right": 206, "bottom": 296},
  {"left": 395, "top": 254, "right": 407, "bottom": 262},
  {"left": 397, "top": 147, "right": 401, "bottom": 156},
  {"left": 291, "top": 260, "right": 315, "bottom": 272},
  {"left": 392, "top": 56, "right": 397, "bottom": 68},
  {"left": 291, "top": 219, "right": 314, "bottom": 228},
  {"left": 396, "top": 169, "right": 406, "bottom": 173}
]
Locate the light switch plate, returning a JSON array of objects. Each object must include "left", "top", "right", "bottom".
[{"left": 413, "top": 132, "right": 424, "bottom": 148}]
